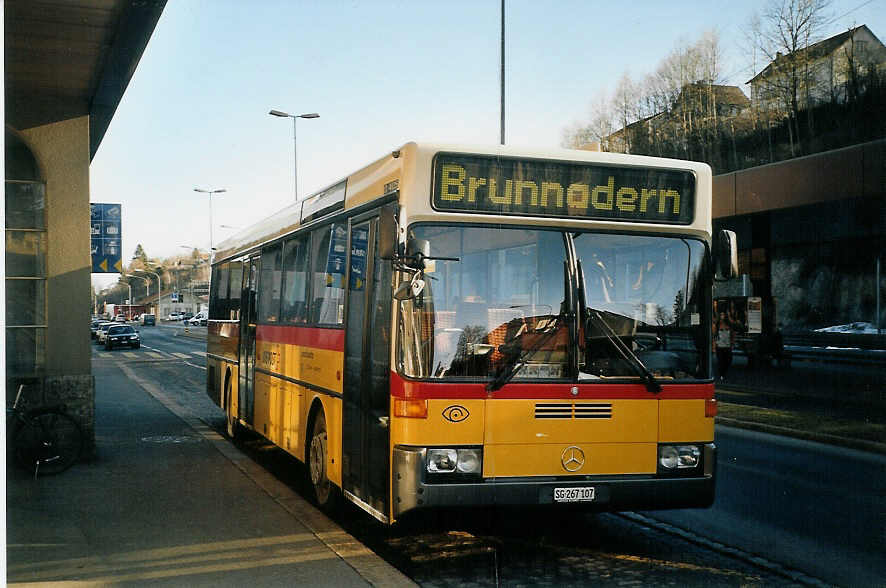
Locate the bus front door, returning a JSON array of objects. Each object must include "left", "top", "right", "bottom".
[
  {"left": 342, "top": 218, "right": 391, "bottom": 521},
  {"left": 238, "top": 255, "right": 259, "bottom": 428}
]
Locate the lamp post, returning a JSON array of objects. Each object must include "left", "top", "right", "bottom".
[
  {"left": 500, "top": 0, "right": 505, "bottom": 145},
  {"left": 193, "top": 188, "right": 226, "bottom": 267},
  {"left": 134, "top": 269, "right": 162, "bottom": 317},
  {"left": 118, "top": 279, "right": 132, "bottom": 317},
  {"left": 269, "top": 109, "right": 319, "bottom": 200},
  {"left": 129, "top": 274, "right": 150, "bottom": 297}
]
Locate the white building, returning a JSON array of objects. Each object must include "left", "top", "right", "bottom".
[{"left": 748, "top": 25, "right": 886, "bottom": 111}]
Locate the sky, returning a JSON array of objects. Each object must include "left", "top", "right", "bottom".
[{"left": 90, "top": 0, "right": 885, "bottom": 290}]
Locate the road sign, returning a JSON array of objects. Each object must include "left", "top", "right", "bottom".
[{"left": 91, "top": 203, "right": 123, "bottom": 273}]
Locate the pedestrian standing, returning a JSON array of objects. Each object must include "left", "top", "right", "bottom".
[{"left": 714, "top": 310, "right": 735, "bottom": 381}]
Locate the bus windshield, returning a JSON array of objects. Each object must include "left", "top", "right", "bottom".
[
  {"left": 398, "top": 225, "right": 710, "bottom": 382},
  {"left": 574, "top": 233, "right": 709, "bottom": 380}
]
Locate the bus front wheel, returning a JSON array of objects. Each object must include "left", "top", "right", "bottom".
[{"left": 308, "top": 410, "right": 338, "bottom": 511}]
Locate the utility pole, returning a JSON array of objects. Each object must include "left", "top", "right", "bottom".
[{"left": 500, "top": 0, "right": 505, "bottom": 145}]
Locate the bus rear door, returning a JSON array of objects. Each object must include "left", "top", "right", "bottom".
[{"left": 238, "top": 255, "right": 259, "bottom": 429}]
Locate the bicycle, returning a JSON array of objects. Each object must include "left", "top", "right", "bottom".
[{"left": 7, "top": 384, "right": 83, "bottom": 477}]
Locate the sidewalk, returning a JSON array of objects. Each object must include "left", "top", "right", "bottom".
[{"left": 6, "top": 363, "right": 413, "bottom": 587}]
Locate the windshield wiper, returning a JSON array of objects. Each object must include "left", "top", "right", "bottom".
[
  {"left": 571, "top": 254, "right": 660, "bottom": 393},
  {"left": 585, "top": 309, "right": 662, "bottom": 393},
  {"left": 486, "top": 314, "right": 563, "bottom": 392}
]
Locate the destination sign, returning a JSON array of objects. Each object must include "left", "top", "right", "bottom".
[{"left": 432, "top": 154, "right": 695, "bottom": 224}]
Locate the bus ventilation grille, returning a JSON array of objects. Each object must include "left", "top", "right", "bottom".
[{"left": 534, "top": 403, "right": 613, "bottom": 419}]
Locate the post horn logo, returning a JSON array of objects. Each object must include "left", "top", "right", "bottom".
[
  {"left": 442, "top": 405, "right": 470, "bottom": 423},
  {"left": 561, "top": 446, "right": 586, "bottom": 472}
]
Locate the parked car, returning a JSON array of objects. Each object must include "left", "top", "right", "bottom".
[
  {"left": 141, "top": 313, "right": 156, "bottom": 326},
  {"left": 115, "top": 314, "right": 127, "bottom": 323},
  {"left": 90, "top": 320, "right": 102, "bottom": 339},
  {"left": 166, "top": 312, "right": 183, "bottom": 321},
  {"left": 95, "top": 322, "right": 115, "bottom": 344},
  {"left": 186, "top": 311, "right": 207, "bottom": 326},
  {"left": 181, "top": 312, "right": 194, "bottom": 322},
  {"left": 105, "top": 325, "right": 140, "bottom": 350}
]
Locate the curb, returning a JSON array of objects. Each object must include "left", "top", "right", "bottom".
[{"left": 715, "top": 416, "right": 886, "bottom": 455}]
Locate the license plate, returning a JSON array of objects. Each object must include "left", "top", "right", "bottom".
[{"left": 553, "top": 486, "right": 595, "bottom": 503}]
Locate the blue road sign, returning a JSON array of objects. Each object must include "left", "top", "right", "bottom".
[{"left": 91, "top": 203, "right": 122, "bottom": 273}]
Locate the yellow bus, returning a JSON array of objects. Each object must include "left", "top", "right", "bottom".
[{"left": 206, "top": 142, "right": 737, "bottom": 524}]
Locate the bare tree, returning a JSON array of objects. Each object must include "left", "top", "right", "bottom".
[
  {"left": 561, "top": 90, "right": 615, "bottom": 151},
  {"left": 563, "top": 30, "right": 730, "bottom": 167},
  {"left": 748, "top": 0, "right": 833, "bottom": 155},
  {"left": 612, "top": 73, "right": 639, "bottom": 153}
]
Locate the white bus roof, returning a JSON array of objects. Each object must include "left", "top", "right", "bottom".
[{"left": 214, "top": 142, "right": 712, "bottom": 262}]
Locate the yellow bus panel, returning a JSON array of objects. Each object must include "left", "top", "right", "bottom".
[
  {"left": 390, "top": 399, "right": 487, "bottom": 446},
  {"left": 483, "top": 442, "right": 657, "bottom": 477},
  {"left": 484, "top": 399, "right": 659, "bottom": 444},
  {"left": 659, "top": 399, "right": 714, "bottom": 442}
]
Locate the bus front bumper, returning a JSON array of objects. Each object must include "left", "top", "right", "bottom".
[{"left": 392, "top": 444, "right": 716, "bottom": 519}]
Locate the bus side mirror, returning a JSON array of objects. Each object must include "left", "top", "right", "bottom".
[
  {"left": 377, "top": 205, "right": 399, "bottom": 260},
  {"left": 715, "top": 230, "right": 738, "bottom": 281},
  {"left": 405, "top": 237, "right": 431, "bottom": 269}
]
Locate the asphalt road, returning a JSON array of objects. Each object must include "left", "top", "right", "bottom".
[
  {"left": 103, "top": 323, "right": 886, "bottom": 586},
  {"left": 648, "top": 427, "right": 886, "bottom": 587}
]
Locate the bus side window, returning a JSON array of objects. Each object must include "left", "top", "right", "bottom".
[
  {"left": 281, "top": 234, "right": 311, "bottom": 324},
  {"left": 258, "top": 242, "right": 283, "bottom": 323},
  {"left": 310, "top": 224, "right": 346, "bottom": 325},
  {"left": 229, "top": 261, "right": 243, "bottom": 321},
  {"left": 210, "top": 263, "right": 230, "bottom": 320}
]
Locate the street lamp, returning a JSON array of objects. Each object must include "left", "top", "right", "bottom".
[
  {"left": 268, "top": 109, "right": 319, "bottom": 200},
  {"left": 193, "top": 188, "right": 226, "bottom": 267},
  {"left": 133, "top": 268, "right": 162, "bottom": 317},
  {"left": 117, "top": 279, "right": 132, "bottom": 315},
  {"left": 179, "top": 245, "right": 209, "bottom": 268},
  {"left": 128, "top": 274, "right": 150, "bottom": 297}
]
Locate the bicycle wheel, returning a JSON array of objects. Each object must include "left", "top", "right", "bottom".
[{"left": 14, "top": 410, "right": 83, "bottom": 475}]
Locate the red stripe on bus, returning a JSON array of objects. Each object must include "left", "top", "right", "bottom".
[
  {"left": 256, "top": 324, "right": 345, "bottom": 351},
  {"left": 390, "top": 373, "right": 714, "bottom": 400}
]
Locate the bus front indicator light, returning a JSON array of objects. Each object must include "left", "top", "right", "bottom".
[{"left": 394, "top": 399, "right": 428, "bottom": 418}]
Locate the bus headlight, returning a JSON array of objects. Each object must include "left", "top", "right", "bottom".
[
  {"left": 658, "top": 444, "right": 701, "bottom": 471},
  {"left": 426, "top": 448, "right": 483, "bottom": 474},
  {"left": 427, "top": 449, "right": 457, "bottom": 473},
  {"left": 455, "top": 448, "right": 482, "bottom": 474}
]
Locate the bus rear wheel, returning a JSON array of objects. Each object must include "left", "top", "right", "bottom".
[{"left": 308, "top": 410, "right": 338, "bottom": 511}]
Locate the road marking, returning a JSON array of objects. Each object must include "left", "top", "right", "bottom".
[
  {"left": 98, "top": 353, "right": 112, "bottom": 358},
  {"left": 147, "top": 352, "right": 165, "bottom": 359},
  {"left": 192, "top": 351, "right": 207, "bottom": 357},
  {"left": 122, "top": 352, "right": 137, "bottom": 359},
  {"left": 171, "top": 352, "right": 191, "bottom": 359}
]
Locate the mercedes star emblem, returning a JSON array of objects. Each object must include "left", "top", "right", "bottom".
[{"left": 561, "top": 446, "right": 586, "bottom": 472}]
